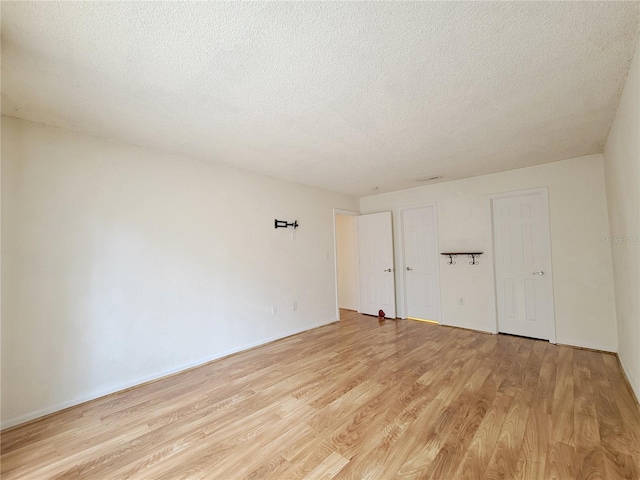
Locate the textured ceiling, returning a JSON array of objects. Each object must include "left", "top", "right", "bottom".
[{"left": 2, "top": 2, "right": 639, "bottom": 197}]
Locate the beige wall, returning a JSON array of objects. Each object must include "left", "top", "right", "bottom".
[
  {"left": 1, "top": 117, "right": 358, "bottom": 428},
  {"left": 603, "top": 38, "right": 640, "bottom": 400},
  {"left": 335, "top": 214, "right": 358, "bottom": 311},
  {"left": 361, "top": 155, "right": 617, "bottom": 352}
]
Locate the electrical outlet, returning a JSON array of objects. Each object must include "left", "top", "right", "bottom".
[
  {"left": 459, "top": 298, "right": 465, "bottom": 306},
  {"left": 292, "top": 301, "right": 297, "bottom": 311},
  {"left": 271, "top": 306, "right": 277, "bottom": 315}
]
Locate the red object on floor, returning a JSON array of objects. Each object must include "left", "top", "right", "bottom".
[{"left": 378, "top": 310, "right": 385, "bottom": 318}]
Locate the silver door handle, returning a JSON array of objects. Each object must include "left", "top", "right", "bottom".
[
  {"left": 384, "top": 268, "right": 393, "bottom": 272},
  {"left": 406, "top": 267, "right": 413, "bottom": 271},
  {"left": 532, "top": 271, "right": 544, "bottom": 275}
]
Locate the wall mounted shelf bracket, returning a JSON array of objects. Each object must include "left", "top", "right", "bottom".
[
  {"left": 440, "top": 252, "right": 483, "bottom": 265},
  {"left": 275, "top": 219, "right": 299, "bottom": 230}
]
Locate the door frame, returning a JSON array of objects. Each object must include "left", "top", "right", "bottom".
[
  {"left": 399, "top": 202, "right": 443, "bottom": 323},
  {"left": 333, "top": 208, "right": 360, "bottom": 321},
  {"left": 487, "top": 187, "right": 557, "bottom": 343}
]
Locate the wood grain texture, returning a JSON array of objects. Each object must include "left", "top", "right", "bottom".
[{"left": 2, "top": 310, "right": 639, "bottom": 479}]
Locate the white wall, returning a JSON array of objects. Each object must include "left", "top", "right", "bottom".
[
  {"left": 603, "top": 38, "right": 640, "bottom": 400},
  {"left": 335, "top": 214, "right": 358, "bottom": 311},
  {"left": 361, "top": 155, "right": 618, "bottom": 352},
  {"left": 0, "top": 117, "right": 358, "bottom": 428}
]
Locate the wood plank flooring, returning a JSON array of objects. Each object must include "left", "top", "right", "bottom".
[{"left": 2, "top": 310, "right": 639, "bottom": 479}]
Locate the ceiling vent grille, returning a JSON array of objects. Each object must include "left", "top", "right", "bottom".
[{"left": 415, "top": 176, "right": 442, "bottom": 183}]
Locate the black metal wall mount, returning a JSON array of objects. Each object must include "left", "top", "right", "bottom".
[
  {"left": 275, "top": 219, "right": 299, "bottom": 230},
  {"left": 440, "top": 252, "right": 483, "bottom": 265}
]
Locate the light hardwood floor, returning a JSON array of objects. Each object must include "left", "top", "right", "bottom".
[{"left": 2, "top": 310, "right": 639, "bottom": 479}]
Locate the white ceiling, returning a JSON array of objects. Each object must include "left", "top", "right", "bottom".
[{"left": 2, "top": 2, "right": 639, "bottom": 197}]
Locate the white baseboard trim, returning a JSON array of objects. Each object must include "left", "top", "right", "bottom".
[
  {"left": 1, "top": 319, "right": 337, "bottom": 430},
  {"left": 554, "top": 339, "right": 617, "bottom": 353},
  {"left": 618, "top": 355, "right": 640, "bottom": 405},
  {"left": 440, "top": 319, "right": 494, "bottom": 335}
]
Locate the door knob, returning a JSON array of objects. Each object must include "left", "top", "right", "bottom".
[
  {"left": 406, "top": 267, "right": 413, "bottom": 271},
  {"left": 384, "top": 268, "right": 393, "bottom": 272},
  {"left": 532, "top": 271, "right": 544, "bottom": 275}
]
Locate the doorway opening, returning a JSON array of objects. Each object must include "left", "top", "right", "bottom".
[
  {"left": 333, "top": 209, "right": 359, "bottom": 321},
  {"left": 333, "top": 209, "right": 397, "bottom": 321}
]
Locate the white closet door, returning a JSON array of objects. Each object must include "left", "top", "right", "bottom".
[
  {"left": 403, "top": 206, "right": 440, "bottom": 322},
  {"left": 493, "top": 192, "right": 554, "bottom": 340},
  {"left": 357, "top": 212, "right": 396, "bottom": 318}
]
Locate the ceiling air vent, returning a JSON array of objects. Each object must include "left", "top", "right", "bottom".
[{"left": 414, "top": 176, "right": 442, "bottom": 183}]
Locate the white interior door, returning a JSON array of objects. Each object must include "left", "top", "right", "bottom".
[
  {"left": 402, "top": 206, "right": 440, "bottom": 322},
  {"left": 492, "top": 190, "right": 555, "bottom": 341},
  {"left": 357, "top": 212, "right": 396, "bottom": 318}
]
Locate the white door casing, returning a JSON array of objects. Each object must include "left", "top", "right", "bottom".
[
  {"left": 402, "top": 206, "right": 441, "bottom": 322},
  {"left": 357, "top": 212, "right": 396, "bottom": 318},
  {"left": 492, "top": 189, "right": 555, "bottom": 341}
]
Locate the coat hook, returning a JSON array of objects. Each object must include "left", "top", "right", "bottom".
[{"left": 468, "top": 253, "right": 480, "bottom": 265}]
